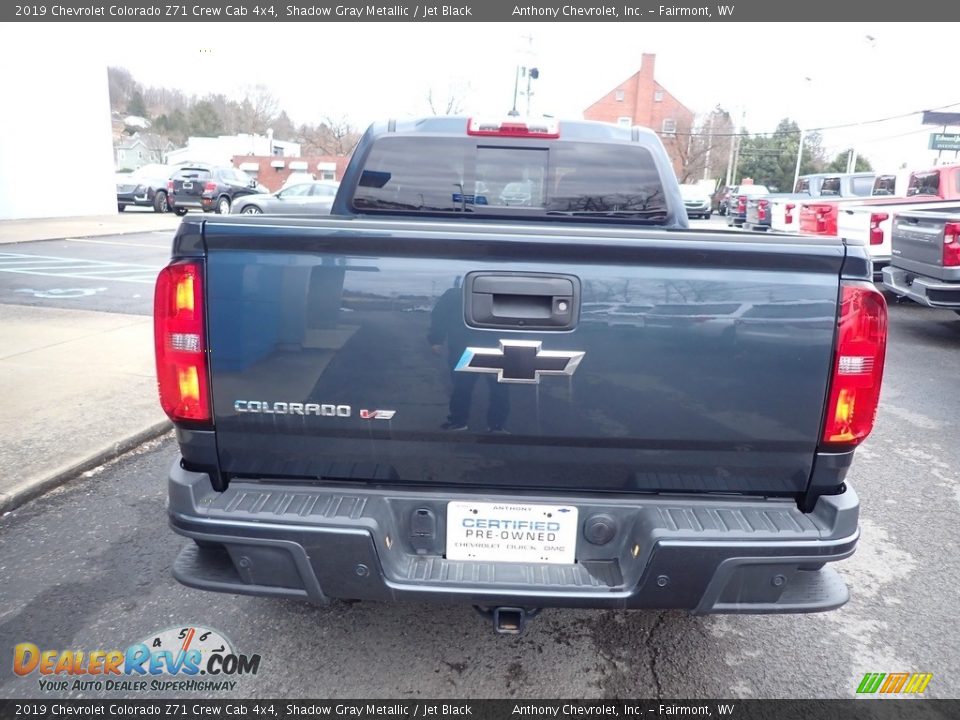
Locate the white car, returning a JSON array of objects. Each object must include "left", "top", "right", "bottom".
[{"left": 679, "top": 184, "right": 713, "bottom": 219}]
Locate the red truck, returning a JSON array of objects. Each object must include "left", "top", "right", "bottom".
[{"left": 800, "top": 164, "right": 960, "bottom": 238}]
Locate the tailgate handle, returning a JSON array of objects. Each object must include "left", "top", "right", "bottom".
[{"left": 465, "top": 272, "right": 580, "bottom": 331}]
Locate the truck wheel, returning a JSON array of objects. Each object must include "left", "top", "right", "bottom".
[
  {"left": 217, "top": 195, "right": 231, "bottom": 214},
  {"left": 174, "top": 207, "right": 188, "bottom": 217},
  {"left": 153, "top": 190, "right": 169, "bottom": 213}
]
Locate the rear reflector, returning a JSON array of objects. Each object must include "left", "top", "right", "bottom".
[
  {"left": 944, "top": 221, "right": 960, "bottom": 267},
  {"left": 467, "top": 117, "right": 560, "bottom": 138},
  {"left": 821, "top": 282, "right": 887, "bottom": 446},
  {"left": 869, "top": 213, "right": 889, "bottom": 246},
  {"left": 154, "top": 261, "right": 211, "bottom": 424}
]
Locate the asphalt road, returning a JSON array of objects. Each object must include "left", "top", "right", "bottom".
[
  {"left": 0, "top": 232, "right": 174, "bottom": 317},
  {"left": 1, "top": 296, "right": 958, "bottom": 700}
]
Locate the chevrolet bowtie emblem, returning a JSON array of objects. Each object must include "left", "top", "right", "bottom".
[{"left": 455, "top": 340, "right": 585, "bottom": 384}]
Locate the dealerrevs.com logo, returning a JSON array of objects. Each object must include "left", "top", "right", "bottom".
[{"left": 13, "top": 626, "right": 261, "bottom": 693}]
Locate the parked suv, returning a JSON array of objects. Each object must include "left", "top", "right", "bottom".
[
  {"left": 167, "top": 165, "right": 265, "bottom": 216},
  {"left": 116, "top": 164, "right": 175, "bottom": 213}
]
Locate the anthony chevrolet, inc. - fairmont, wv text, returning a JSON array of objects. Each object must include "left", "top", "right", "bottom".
[{"left": 511, "top": 4, "right": 730, "bottom": 17}]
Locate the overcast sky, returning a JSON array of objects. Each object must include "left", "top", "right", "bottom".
[{"left": 48, "top": 22, "right": 960, "bottom": 170}]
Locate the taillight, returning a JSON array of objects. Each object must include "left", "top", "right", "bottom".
[
  {"left": 869, "top": 213, "right": 889, "bottom": 246},
  {"left": 167, "top": 180, "right": 174, "bottom": 192},
  {"left": 944, "top": 221, "right": 960, "bottom": 267},
  {"left": 822, "top": 282, "right": 887, "bottom": 446},
  {"left": 815, "top": 207, "right": 829, "bottom": 233},
  {"left": 204, "top": 181, "right": 217, "bottom": 193},
  {"left": 737, "top": 196, "right": 746, "bottom": 214},
  {"left": 154, "top": 261, "right": 210, "bottom": 424},
  {"left": 785, "top": 203, "right": 795, "bottom": 225},
  {"left": 758, "top": 199, "right": 769, "bottom": 221}
]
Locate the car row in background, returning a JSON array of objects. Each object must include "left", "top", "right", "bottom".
[
  {"left": 231, "top": 180, "right": 339, "bottom": 215},
  {"left": 716, "top": 162, "right": 960, "bottom": 318},
  {"left": 115, "top": 164, "right": 338, "bottom": 217}
]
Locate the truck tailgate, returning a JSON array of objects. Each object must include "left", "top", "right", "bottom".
[{"left": 202, "top": 219, "right": 844, "bottom": 496}]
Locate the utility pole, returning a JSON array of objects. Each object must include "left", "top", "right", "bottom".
[
  {"left": 509, "top": 67, "right": 520, "bottom": 116},
  {"left": 729, "top": 109, "right": 746, "bottom": 186},
  {"left": 792, "top": 128, "right": 806, "bottom": 191},
  {"left": 724, "top": 126, "right": 736, "bottom": 186}
]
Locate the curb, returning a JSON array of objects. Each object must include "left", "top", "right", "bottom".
[{"left": 0, "top": 419, "right": 174, "bottom": 515}]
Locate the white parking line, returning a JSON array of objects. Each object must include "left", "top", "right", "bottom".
[{"left": 0, "top": 252, "right": 159, "bottom": 285}]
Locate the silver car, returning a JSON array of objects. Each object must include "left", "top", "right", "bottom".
[{"left": 232, "top": 181, "right": 339, "bottom": 215}]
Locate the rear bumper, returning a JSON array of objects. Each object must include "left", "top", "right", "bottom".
[
  {"left": 117, "top": 191, "right": 152, "bottom": 207},
  {"left": 882, "top": 265, "right": 960, "bottom": 307},
  {"left": 168, "top": 461, "right": 859, "bottom": 614},
  {"left": 170, "top": 196, "right": 214, "bottom": 211}
]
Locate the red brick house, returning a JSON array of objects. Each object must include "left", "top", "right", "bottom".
[
  {"left": 583, "top": 53, "right": 695, "bottom": 174},
  {"left": 232, "top": 155, "right": 352, "bottom": 193}
]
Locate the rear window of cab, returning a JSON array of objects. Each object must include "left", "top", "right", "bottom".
[{"left": 350, "top": 136, "right": 669, "bottom": 224}]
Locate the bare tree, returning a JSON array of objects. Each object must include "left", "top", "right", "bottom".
[
  {"left": 663, "top": 108, "right": 734, "bottom": 185},
  {"left": 299, "top": 116, "right": 361, "bottom": 156},
  {"left": 426, "top": 82, "right": 472, "bottom": 115},
  {"left": 236, "top": 85, "right": 280, "bottom": 134}
]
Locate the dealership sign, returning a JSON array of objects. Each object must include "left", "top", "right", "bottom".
[{"left": 929, "top": 133, "right": 960, "bottom": 151}]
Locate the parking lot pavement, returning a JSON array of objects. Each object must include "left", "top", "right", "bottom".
[
  {"left": 0, "top": 232, "right": 174, "bottom": 316},
  {"left": 0, "top": 302, "right": 957, "bottom": 700},
  {"left": 0, "top": 303, "right": 168, "bottom": 512},
  {"left": 0, "top": 231, "right": 175, "bottom": 512}
]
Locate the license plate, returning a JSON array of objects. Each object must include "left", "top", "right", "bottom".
[
  {"left": 182, "top": 181, "right": 193, "bottom": 189},
  {"left": 446, "top": 501, "right": 578, "bottom": 564}
]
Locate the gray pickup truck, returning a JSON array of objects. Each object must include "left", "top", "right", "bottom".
[
  {"left": 882, "top": 206, "right": 960, "bottom": 312},
  {"left": 156, "top": 117, "right": 888, "bottom": 634}
]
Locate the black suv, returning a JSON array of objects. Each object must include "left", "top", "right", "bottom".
[{"left": 167, "top": 165, "right": 265, "bottom": 216}]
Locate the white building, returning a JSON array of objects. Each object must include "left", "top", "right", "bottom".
[
  {"left": 0, "top": 33, "right": 115, "bottom": 220},
  {"left": 166, "top": 131, "right": 300, "bottom": 167}
]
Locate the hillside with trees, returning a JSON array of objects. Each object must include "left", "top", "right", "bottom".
[{"left": 108, "top": 66, "right": 361, "bottom": 156}]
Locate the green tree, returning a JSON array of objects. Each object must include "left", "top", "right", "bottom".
[
  {"left": 126, "top": 89, "right": 148, "bottom": 118},
  {"left": 736, "top": 119, "right": 828, "bottom": 191},
  {"left": 826, "top": 150, "right": 873, "bottom": 173},
  {"left": 187, "top": 101, "right": 224, "bottom": 137}
]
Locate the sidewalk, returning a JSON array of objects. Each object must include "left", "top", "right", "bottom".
[
  {"left": 0, "top": 304, "right": 170, "bottom": 513},
  {"left": 0, "top": 212, "right": 181, "bottom": 245}
]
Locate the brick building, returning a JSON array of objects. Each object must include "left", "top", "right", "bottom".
[
  {"left": 583, "top": 53, "right": 695, "bottom": 174},
  {"left": 233, "top": 155, "right": 352, "bottom": 192}
]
